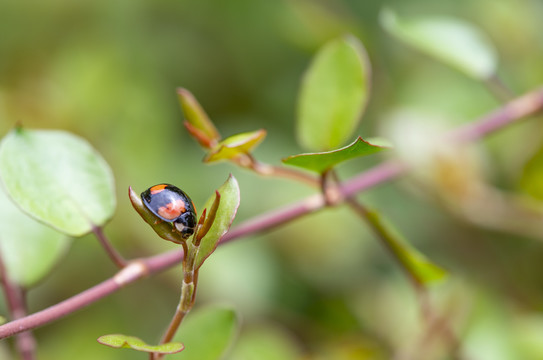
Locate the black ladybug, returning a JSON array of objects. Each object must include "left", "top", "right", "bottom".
[{"left": 141, "top": 184, "right": 197, "bottom": 239}]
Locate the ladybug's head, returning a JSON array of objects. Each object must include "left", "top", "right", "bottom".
[{"left": 174, "top": 211, "right": 197, "bottom": 239}]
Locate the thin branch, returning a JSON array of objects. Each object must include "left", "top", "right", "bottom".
[
  {"left": 0, "top": 255, "right": 181, "bottom": 339},
  {"left": 447, "top": 86, "right": 543, "bottom": 142},
  {"left": 345, "top": 198, "right": 423, "bottom": 288},
  {"left": 342, "top": 86, "right": 543, "bottom": 197},
  {"left": 346, "top": 198, "right": 469, "bottom": 360},
  {"left": 156, "top": 307, "right": 187, "bottom": 356},
  {"left": 251, "top": 161, "right": 320, "bottom": 187},
  {"left": 484, "top": 74, "right": 515, "bottom": 103},
  {"left": 0, "top": 86, "right": 543, "bottom": 339},
  {"left": 233, "top": 154, "right": 320, "bottom": 187},
  {"left": 0, "top": 247, "right": 36, "bottom": 360},
  {"left": 154, "top": 272, "right": 198, "bottom": 360},
  {"left": 13, "top": 291, "right": 37, "bottom": 360},
  {"left": 154, "top": 242, "right": 202, "bottom": 359},
  {"left": 221, "top": 193, "right": 325, "bottom": 244},
  {"left": 91, "top": 225, "right": 127, "bottom": 268}
]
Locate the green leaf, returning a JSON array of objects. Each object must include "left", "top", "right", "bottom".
[
  {"left": 297, "top": 35, "right": 371, "bottom": 151},
  {"left": 519, "top": 145, "right": 543, "bottom": 200},
  {"left": 365, "top": 209, "right": 447, "bottom": 285},
  {"left": 194, "top": 175, "right": 240, "bottom": 269},
  {"left": 282, "top": 136, "right": 388, "bottom": 173},
  {"left": 178, "top": 88, "right": 221, "bottom": 148},
  {"left": 380, "top": 8, "right": 497, "bottom": 80},
  {"left": 0, "top": 128, "right": 116, "bottom": 237},
  {"left": 204, "top": 129, "right": 267, "bottom": 163},
  {"left": 171, "top": 306, "right": 238, "bottom": 360},
  {"left": 0, "top": 186, "right": 70, "bottom": 287},
  {"left": 97, "top": 334, "right": 184, "bottom": 354}
]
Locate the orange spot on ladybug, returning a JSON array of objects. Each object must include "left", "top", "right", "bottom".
[
  {"left": 157, "top": 199, "right": 187, "bottom": 220},
  {"left": 150, "top": 184, "right": 168, "bottom": 194}
]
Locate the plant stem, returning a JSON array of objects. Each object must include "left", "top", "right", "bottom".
[
  {"left": 326, "top": 168, "right": 465, "bottom": 357},
  {"left": 151, "top": 287, "right": 191, "bottom": 360},
  {"left": 0, "top": 248, "right": 36, "bottom": 360},
  {"left": 447, "top": 86, "right": 543, "bottom": 142},
  {"left": 13, "top": 291, "right": 37, "bottom": 360},
  {"left": 320, "top": 170, "right": 343, "bottom": 205},
  {"left": 345, "top": 198, "right": 424, "bottom": 288},
  {"left": 484, "top": 74, "right": 515, "bottom": 103},
  {"left": 157, "top": 277, "right": 194, "bottom": 343},
  {"left": 346, "top": 196, "right": 429, "bottom": 305},
  {"left": 0, "top": 256, "right": 178, "bottom": 340},
  {"left": 151, "top": 307, "right": 187, "bottom": 360},
  {"left": 91, "top": 225, "right": 127, "bottom": 268},
  {"left": 346, "top": 198, "right": 469, "bottom": 360},
  {"left": 0, "top": 87, "right": 542, "bottom": 339},
  {"left": 153, "top": 243, "right": 200, "bottom": 360},
  {"left": 395, "top": 291, "right": 470, "bottom": 360},
  {"left": 234, "top": 154, "right": 320, "bottom": 187}
]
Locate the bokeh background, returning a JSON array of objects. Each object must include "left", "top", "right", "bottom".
[{"left": 1, "top": 0, "right": 543, "bottom": 359}]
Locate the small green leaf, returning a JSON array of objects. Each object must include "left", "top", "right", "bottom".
[
  {"left": 366, "top": 209, "right": 447, "bottom": 285},
  {"left": 178, "top": 88, "right": 221, "bottom": 148},
  {"left": 195, "top": 175, "right": 240, "bottom": 269},
  {"left": 380, "top": 8, "right": 497, "bottom": 80},
  {"left": 128, "top": 186, "right": 186, "bottom": 245},
  {"left": 171, "top": 306, "right": 239, "bottom": 360},
  {"left": 0, "top": 186, "right": 70, "bottom": 287},
  {"left": 297, "top": 35, "right": 371, "bottom": 151},
  {"left": 204, "top": 129, "right": 267, "bottom": 163},
  {"left": 97, "top": 334, "right": 184, "bottom": 354},
  {"left": 519, "top": 145, "right": 543, "bottom": 200},
  {"left": 0, "top": 128, "right": 116, "bottom": 237},
  {"left": 282, "top": 136, "right": 388, "bottom": 173}
]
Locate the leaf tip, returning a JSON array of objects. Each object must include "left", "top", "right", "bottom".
[
  {"left": 176, "top": 87, "right": 190, "bottom": 96},
  {"left": 177, "top": 88, "right": 221, "bottom": 146},
  {"left": 357, "top": 136, "right": 393, "bottom": 149},
  {"left": 128, "top": 186, "right": 141, "bottom": 205}
]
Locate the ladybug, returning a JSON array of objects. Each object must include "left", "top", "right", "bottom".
[{"left": 141, "top": 184, "right": 197, "bottom": 239}]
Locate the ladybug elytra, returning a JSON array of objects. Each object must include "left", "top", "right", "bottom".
[{"left": 141, "top": 184, "right": 197, "bottom": 239}]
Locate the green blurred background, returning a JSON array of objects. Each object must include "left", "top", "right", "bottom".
[{"left": 1, "top": 0, "right": 543, "bottom": 359}]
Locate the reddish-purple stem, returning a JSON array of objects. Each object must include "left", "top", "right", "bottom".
[
  {"left": 0, "top": 251, "right": 183, "bottom": 339},
  {"left": 92, "top": 225, "right": 127, "bottom": 269},
  {"left": 0, "top": 248, "right": 36, "bottom": 359}
]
